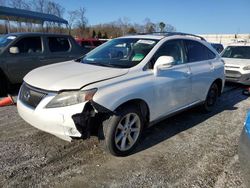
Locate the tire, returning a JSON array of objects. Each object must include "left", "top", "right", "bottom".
[
  {"left": 0, "top": 72, "right": 8, "bottom": 97},
  {"left": 202, "top": 83, "right": 219, "bottom": 112},
  {"left": 100, "top": 105, "right": 144, "bottom": 156}
]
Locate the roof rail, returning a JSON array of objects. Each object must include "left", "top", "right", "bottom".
[{"left": 135, "top": 32, "right": 206, "bottom": 41}]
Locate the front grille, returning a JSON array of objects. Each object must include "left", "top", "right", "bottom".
[
  {"left": 19, "top": 83, "right": 47, "bottom": 108},
  {"left": 225, "top": 70, "right": 242, "bottom": 78}
]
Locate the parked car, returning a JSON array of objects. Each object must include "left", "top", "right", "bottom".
[
  {"left": 75, "top": 38, "right": 106, "bottom": 54},
  {"left": 17, "top": 33, "right": 225, "bottom": 156},
  {"left": 221, "top": 43, "right": 250, "bottom": 85},
  {"left": 0, "top": 32, "right": 84, "bottom": 96},
  {"left": 239, "top": 110, "right": 250, "bottom": 188},
  {"left": 211, "top": 43, "right": 224, "bottom": 53}
]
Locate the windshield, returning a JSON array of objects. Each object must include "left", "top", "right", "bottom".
[
  {"left": 0, "top": 35, "right": 16, "bottom": 48},
  {"left": 221, "top": 46, "right": 250, "bottom": 59},
  {"left": 82, "top": 38, "right": 158, "bottom": 68}
]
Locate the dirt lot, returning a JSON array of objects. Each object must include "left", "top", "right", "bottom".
[{"left": 0, "top": 85, "right": 249, "bottom": 188}]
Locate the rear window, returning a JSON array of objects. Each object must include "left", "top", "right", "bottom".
[
  {"left": 48, "top": 37, "right": 70, "bottom": 52},
  {"left": 221, "top": 46, "right": 250, "bottom": 59},
  {"left": 185, "top": 40, "right": 216, "bottom": 62}
]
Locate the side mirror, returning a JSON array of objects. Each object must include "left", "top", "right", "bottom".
[
  {"left": 153, "top": 56, "right": 174, "bottom": 76},
  {"left": 9, "top": 47, "right": 20, "bottom": 54}
]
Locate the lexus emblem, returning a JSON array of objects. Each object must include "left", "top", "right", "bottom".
[{"left": 23, "top": 90, "right": 31, "bottom": 101}]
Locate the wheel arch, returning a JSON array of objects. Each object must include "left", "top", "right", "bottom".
[
  {"left": 114, "top": 98, "right": 150, "bottom": 127},
  {"left": 213, "top": 78, "right": 223, "bottom": 96},
  {"left": 115, "top": 98, "right": 150, "bottom": 125}
]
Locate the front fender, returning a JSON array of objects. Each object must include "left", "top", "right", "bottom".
[{"left": 92, "top": 81, "right": 155, "bottom": 120}]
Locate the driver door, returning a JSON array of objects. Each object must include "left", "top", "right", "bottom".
[
  {"left": 150, "top": 39, "right": 192, "bottom": 119},
  {"left": 5, "top": 36, "right": 42, "bottom": 83}
]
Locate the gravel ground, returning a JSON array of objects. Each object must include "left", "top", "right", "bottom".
[{"left": 0, "top": 85, "right": 249, "bottom": 188}]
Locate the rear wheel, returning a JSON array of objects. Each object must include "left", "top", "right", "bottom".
[
  {"left": 100, "top": 105, "right": 144, "bottom": 156},
  {"left": 202, "top": 83, "right": 219, "bottom": 112}
]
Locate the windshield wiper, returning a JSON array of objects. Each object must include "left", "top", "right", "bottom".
[{"left": 87, "top": 62, "right": 117, "bottom": 68}]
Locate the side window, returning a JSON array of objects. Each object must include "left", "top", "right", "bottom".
[
  {"left": 13, "top": 37, "right": 42, "bottom": 54},
  {"left": 151, "top": 40, "right": 185, "bottom": 67},
  {"left": 185, "top": 40, "right": 216, "bottom": 62},
  {"left": 48, "top": 37, "right": 70, "bottom": 52},
  {"left": 205, "top": 47, "right": 216, "bottom": 59}
]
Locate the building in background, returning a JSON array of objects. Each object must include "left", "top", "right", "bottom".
[{"left": 198, "top": 34, "right": 250, "bottom": 46}]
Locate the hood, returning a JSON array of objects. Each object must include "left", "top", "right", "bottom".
[
  {"left": 223, "top": 58, "right": 250, "bottom": 67},
  {"left": 24, "top": 61, "right": 129, "bottom": 91}
]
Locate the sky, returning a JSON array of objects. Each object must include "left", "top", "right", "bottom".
[{"left": 54, "top": 0, "right": 250, "bottom": 34}]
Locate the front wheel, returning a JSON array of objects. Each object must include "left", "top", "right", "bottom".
[
  {"left": 202, "top": 83, "right": 219, "bottom": 112},
  {"left": 100, "top": 105, "right": 144, "bottom": 156}
]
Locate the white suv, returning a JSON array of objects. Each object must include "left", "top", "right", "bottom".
[
  {"left": 221, "top": 43, "right": 250, "bottom": 85},
  {"left": 17, "top": 33, "right": 225, "bottom": 156}
]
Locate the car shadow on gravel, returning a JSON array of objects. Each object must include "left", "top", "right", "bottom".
[{"left": 133, "top": 88, "right": 248, "bottom": 155}]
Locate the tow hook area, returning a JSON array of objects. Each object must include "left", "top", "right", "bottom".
[{"left": 72, "top": 101, "right": 113, "bottom": 139}]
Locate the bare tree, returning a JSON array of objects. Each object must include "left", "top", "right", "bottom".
[
  {"left": 67, "top": 10, "right": 77, "bottom": 34},
  {"left": 144, "top": 18, "right": 156, "bottom": 33},
  {"left": 165, "top": 24, "right": 176, "bottom": 32},
  {"left": 33, "top": 0, "right": 47, "bottom": 13},
  {"left": 127, "top": 27, "right": 137, "bottom": 34},
  {"left": 75, "top": 7, "right": 88, "bottom": 36},
  {"left": 115, "top": 17, "right": 131, "bottom": 35},
  {"left": 44, "top": 1, "right": 65, "bottom": 32}
]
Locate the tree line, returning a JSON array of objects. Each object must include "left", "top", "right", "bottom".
[{"left": 0, "top": 0, "right": 176, "bottom": 38}]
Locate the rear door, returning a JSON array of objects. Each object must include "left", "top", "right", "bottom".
[
  {"left": 184, "top": 40, "right": 217, "bottom": 102},
  {"left": 5, "top": 36, "right": 43, "bottom": 83},
  {"left": 42, "top": 36, "right": 74, "bottom": 65}
]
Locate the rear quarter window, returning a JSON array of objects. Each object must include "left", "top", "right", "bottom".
[
  {"left": 185, "top": 40, "right": 216, "bottom": 62},
  {"left": 48, "top": 37, "right": 70, "bottom": 52}
]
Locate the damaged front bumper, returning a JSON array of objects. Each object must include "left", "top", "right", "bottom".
[
  {"left": 17, "top": 94, "right": 112, "bottom": 141},
  {"left": 72, "top": 101, "right": 113, "bottom": 139}
]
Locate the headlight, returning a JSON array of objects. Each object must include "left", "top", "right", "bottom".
[
  {"left": 243, "top": 66, "right": 250, "bottom": 70},
  {"left": 46, "top": 88, "right": 97, "bottom": 108}
]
